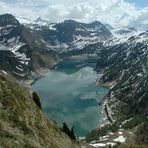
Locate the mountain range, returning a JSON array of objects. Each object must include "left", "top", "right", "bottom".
[
  {"left": 0, "top": 13, "right": 148, "bottom": 147},
  {"left": 0, "top": 14, "right": 113, "bottom": 80}
]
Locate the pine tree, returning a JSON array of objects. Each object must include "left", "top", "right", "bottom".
[
  {"left": 32, "top": 92, "right": 42, "bottom": 109},
  {"left": 71, "top": 126, "right": 76, "bottom": 140},
  {"left": 62, "top": 123, "right": 76, "bottom": 140}
]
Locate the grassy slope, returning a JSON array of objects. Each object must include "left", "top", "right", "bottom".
[{"left": 0, "top": 75, "right": 80, "bottom": 148}]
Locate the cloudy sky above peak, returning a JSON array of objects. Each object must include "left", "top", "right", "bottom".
[{"left": 0, "top": 0, "right": 148, "bottom": 29}]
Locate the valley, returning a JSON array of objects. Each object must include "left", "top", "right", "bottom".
[
  {"left": 32, "top": 58, "right": 108, "bottom": 137},
  {"left": 0, "top": 13, "right": 148, "bottom": 148}
]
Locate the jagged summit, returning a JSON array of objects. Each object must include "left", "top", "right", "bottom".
[
  {"left": 0, "top": 14, "right": 19, "bottom": 26},
  {"left": 0, "top": 14, "right": 113, "bottom": 80},
  {"left": 34, "top": 17, "right": 49, "bottom": 26},
  {"left": 0, "top": 14, "right": 57, "bottom": 79},
  {"left": 87, "top": 20, "right": 103, "bottom": 27}
]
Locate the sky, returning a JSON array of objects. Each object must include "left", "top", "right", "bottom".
[
  {"left": 126, "top": 0, "right": 148, "bottom": 8},
  {"left": 0, "top": 0, "right": 148, "bottom": 29}
]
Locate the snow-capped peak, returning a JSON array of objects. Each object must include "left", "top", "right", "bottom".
[
  {"left": 34, "top": 17, "right": 49, "bottom": 26},
  {"left": 15, "top": 16, "right": 33, "bottom": 24}
]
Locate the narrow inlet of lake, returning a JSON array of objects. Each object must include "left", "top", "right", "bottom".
[{"left": 32, "top": 60, "right": 108, "bottom": 137}]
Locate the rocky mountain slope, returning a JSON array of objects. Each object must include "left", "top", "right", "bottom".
[
  {"left": 0, "top": 74, "right": 80, "bottom": 148},
  {"left": 0, "top": 14, "right": 113, "bottom": 80},
  {"left": 0, "top": 14, "right": 57, "bottom": 80},
  {"left": 97, "top": 30, "right": 148, "bottom": 118},
  {"left": 1, "top": 13, "right": 148, "bottom": 147},
  {"left": 0, "top": 14, "right": 113, "bottom": 147},
  {"left": 26, "top": 19, "right": 112, "bottom": 53},
  {"left": 83, "top": 30, "right": 148, "bottom": 147}
]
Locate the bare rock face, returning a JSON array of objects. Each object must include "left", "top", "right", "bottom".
[
  {"left": 96, "top": 32, "right": 148, "bottom": 118},
  {"left": 0, "top": 75, "right": 80, "bottom": 148},
  {"left": 0, "top": 14, "right": 58, "bottom": 80},
  {"left": 0, "top": 14, "right": 19, "bottom": 26}
]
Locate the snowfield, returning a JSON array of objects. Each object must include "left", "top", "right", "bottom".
[{"left": 113, "top": 136, "right": 126, "bottom": 143}]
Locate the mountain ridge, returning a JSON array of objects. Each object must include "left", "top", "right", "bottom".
[
  {"left": 84, "top": 28, "right": 148, "bottom": 147},
  {"left": 0, "top": 14, "right": 58, "bottom": 80},
  {"left": 1, "top": 13, "right": 148, "bottom": 147},
  {"left": 0, "top": 13, "right": 112, "bottom": 80}
]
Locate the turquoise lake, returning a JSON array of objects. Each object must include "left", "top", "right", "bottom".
[{"left": 32, "top": 59, "right": 108, "bottom": 136}]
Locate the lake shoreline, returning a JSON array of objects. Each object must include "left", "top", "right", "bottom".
[
  {"left": 22, "top": 58, "right": 110, "bottom": 137},
  {"left": 96, "top": 80, "right": 116, "bottom": 130}
]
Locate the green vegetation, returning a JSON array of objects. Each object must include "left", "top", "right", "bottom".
[
  {"left": 86, "top": 125, "right": 109, "bottom": 142},
  {"left": 86, "top": 115, "right": 148, "bottom": 144},
  {"left": 0, "top": 75, "right": 80, "bottom": 148},
  {"left": 32, "top": 92, "right": 42, "bottom": 109},
  {"left": 122, "top": 116, "right": 148, "bottom": 130},
  {"left": 86, "top": 121, "right": 124, "bottom": 142},
  {"left": 136, "top": 121, "right": 148, "bottom": 145},
  {"left": 61, "top": 123, "right": 76, "bottom": 140},
  {"left": 116, "top": 144, "right": 148, "bottom": 148}
]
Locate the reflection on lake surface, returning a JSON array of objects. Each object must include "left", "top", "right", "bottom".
[{"left": 32, "top": 60, "right": 108, "bottom": 136}]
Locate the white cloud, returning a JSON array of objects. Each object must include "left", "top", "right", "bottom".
[{"left": 0, "top": 0, "right": 148, "bottom": 29}]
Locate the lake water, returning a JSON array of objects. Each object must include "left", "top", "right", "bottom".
[{"left": 32, "top": 59, "right": 108, "bottom": 136}]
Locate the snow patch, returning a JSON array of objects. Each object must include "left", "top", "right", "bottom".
[
  {"left": 16, "top": 66, "right": 24, "bottom": 71},
  {"left": 122, "top": 118, "right": 133, "bottom": 125},
  {"left": 12, "top": 71, "right": 27, "bottom": 77},
  {"left": 90, "top": 143, "right": 106, "bottom": 147},
  {"left": 106, "top": 142, "right": 116, "bottom": 147},
  {"left": 113, "top": 136, "right": 126, "bottom": 143},
  {"left": 1, "top": 70, "right": 7, "bottom": 75}
]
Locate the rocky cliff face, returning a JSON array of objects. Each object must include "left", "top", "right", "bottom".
[
  {"left": 1, "top": 13, "right": 148, "bottom": 147},
  {"left": 84, "top": 31, "right": 148, "bottom": 147},
  {"left": 96, "top": 31, "right": 148, "bottom": 118},
  {"left": 26, "top": 19, "right": 112, "bottom": 54},
  {"left": 0, "top": 14, "right": 58, "bottom": 80},
  {"left": 0, "top": 14, "right": 113, "bottom": 79},
  {"left": 0, "top": 75, "right": 80, "bottom": 148}
]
